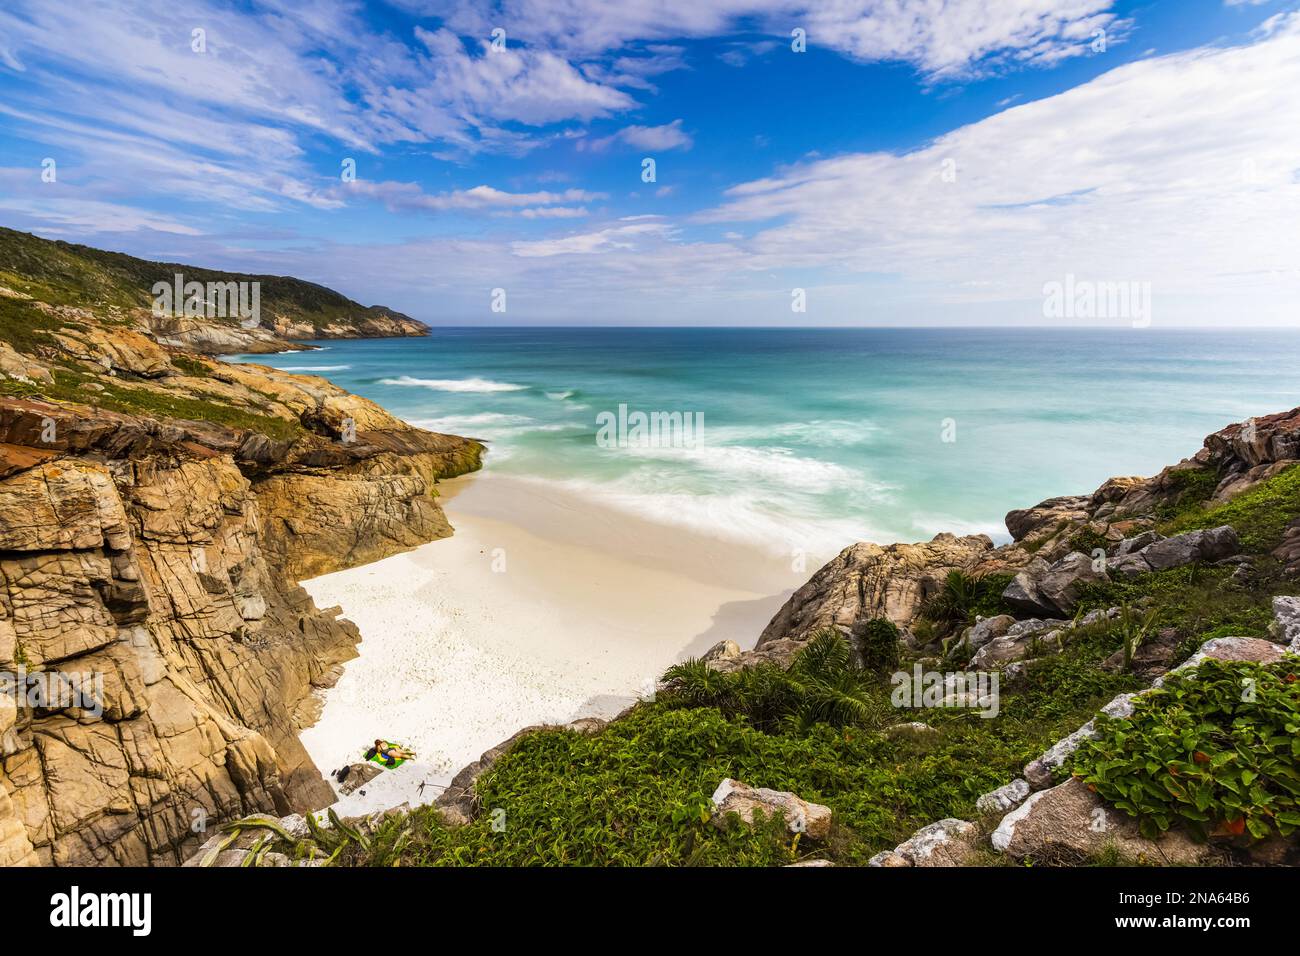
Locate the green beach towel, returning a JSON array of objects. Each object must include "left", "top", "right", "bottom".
[{"left": 366, "top": 741, "right": 413, "bottom": 770}]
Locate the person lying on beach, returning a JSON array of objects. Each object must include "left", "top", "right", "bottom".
[{"left": 367, "top": 739, "right": 415, "bottom": 766}]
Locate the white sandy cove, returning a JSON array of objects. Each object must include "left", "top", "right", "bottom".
[{"left": 298, "top": 471, "right": 818, "bottom": 817}]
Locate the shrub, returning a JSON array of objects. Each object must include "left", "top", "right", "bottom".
[
  {"left": 661, "top": 629, "right": 885, "bottom": 733},
  {"left": 919, "top": 570, "right": 1013, "bottom": 635},
  {"left": 1072, "top": 657, "right": 1300, "bottom": 842},
  {"left": 1068, "top": 527, "right": 1109, "bottom": 557},
  {"left": 855, "top": 617, "right": 901, "bottom": 674}
]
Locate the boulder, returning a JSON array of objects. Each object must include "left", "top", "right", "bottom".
[
  {"left": 701, "top": 639, "right": 741, "bottom": 668},
  {"left": 1272, "top": 522, "right": 1300, "bottom": 577},
  {"left": 1139, "top": 526, "right": 1238, "bottom": 572},
  {"left": 1034, "top": 551, "right": 1109, "bottom": 615},
  {"left": 970, "top": 617, "right": 1068, "bottom": 670},
  {"left": 710, "top": 779, "right": 832, "bottom": 840},
  {"left": 890, "top": 818, "right": 979, "bottom": 867},
  {"left": 992, "top": 777, "right": 1216, "bottom": 865},
  {"left": 1152, "top": 635, "right": 1286, "bottom": 688},
  {"left": 1001, "top": 558, "right": 1056, "bottom": 616},
  {"left": 867, "top": 850, "right": 911, "bottom": 867},
  {"left": 965, "top": 614, "right": 1015, "bottom": 654},
  {"left": 1106, "top": 553, "right": 1151, "bottom": 580},
  {"left": 1004, "top": 496, "right": 1091, "bottom": 548},
  {"left": 1003, "top": 552, "right": 1106, "bottom": 617},
  {"left": 883, "top": 721, "right": 937, "bottom": 739},
  {"left": 1024, "top": 693, "right": 1138, "bottom": 789},
  {"left": 754, "top": 533, "right": 995, "bottom": 660},
  {"left": 1113, "top": 530, "right": 1163, "bottom": 556},
  {"left": 1272, "top": 595, "right": 1300, "bottom": 652},
  {"left": 976, "top": 779, "right": 1032, "bottom": 815},
  {"left": 1204, "top": 407, "right": 1300, "bottom": 472},
  {"left": 0, "top": 342, "right": 53, "bottom": 384}
]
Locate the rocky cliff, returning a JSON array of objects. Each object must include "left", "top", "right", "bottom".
[{"left": 0, "top": 240, "right": 482, "bottom": 866}]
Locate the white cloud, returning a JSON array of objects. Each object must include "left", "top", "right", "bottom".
[
  {"left": 583, "top": 119, "right": 694, "bottom": 152},
  {"left": 688, "top": 13, "right": 1300, "bottom": 321},
  {"left": 426, "top": 0, "right": 1124, "bottom": 77},
  {"left": 344, "top": 181, "right": 606, "bottom": 213},
  {"left": 0, "top": 193, "right": 203, "bottom": 236},
  {"left": 517, "top": 206, "right": 589, "bottom": 218},
  {"left": 0, "top": 0, "right": 639, "bottom": 180},
  {"left": 509, "top": 221, "right": 676, "bottom": 256}
]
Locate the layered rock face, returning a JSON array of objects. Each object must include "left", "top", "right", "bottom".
[
  {"left": 0, "top": 369, "right": 481, "bottom": 867},
  {"left": 147, "top": 306, "right": 428, "bottom": 355},
  {"left": 740, "top": 533, "right": 996, "bottom": 668}
]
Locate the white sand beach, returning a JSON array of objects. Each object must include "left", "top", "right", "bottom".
[{"left": 299, "top": 470, "right": 824, "bottom": 816}]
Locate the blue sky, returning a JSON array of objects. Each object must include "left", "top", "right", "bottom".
[{"left": 1, "top": 0, "right": 1298, "bottom": 326}]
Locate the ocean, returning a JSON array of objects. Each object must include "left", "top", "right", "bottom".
[{"left": 231, "top": 327, "right": 1300, "bottom": 560}]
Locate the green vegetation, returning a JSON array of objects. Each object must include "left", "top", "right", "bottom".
[
  {"left": 1162, "top": 463, "right": 1300, "bottom": 554},
  {"left": 1073, "top": 657, "right": 1300, "bottom": 842},
  {"left": 1153, "top": 467, "right": 1224, "bottom": 522},
  {"left": 1068, "top": 526, "right": 1109, "bottom": 557},
  {"left": 661, "top": 630, "right": 886, "bottom": 733},
  {"left": 919, "top": 570, "right": 1014, "bottom": 635},
  {"left": 0, "top": 366, "right": 301, "bottom": 442},
  {"left": 334, "top": 459, "right": 1300, "bottom": 867},
  {"left": 857, "top": 617, "right": 902, "bottom": 674},
  {"left": 1114, "top": 603, "right": 1160, "bottom": 672},
  {"left": 168, "top": 354, "right": 212, "bottom": 378},
  {"left": 0, "top": 294, "right": 76, "bottom": 352}
]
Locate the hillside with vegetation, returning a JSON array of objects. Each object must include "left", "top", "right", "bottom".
[{"left": 0, "top": 227, "right": 427, "bottom": 354}]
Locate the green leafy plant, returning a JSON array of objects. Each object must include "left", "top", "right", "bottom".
[
  {"left": 1068, "top": 527, "right": 1109, "bottom": 557},
  {"left": 919, "top": 570, "right": 1013, "bottom": 635},
  {"left": 855, "top": 617, "right": 901, "bottom": 674},
  {"left": 661, "top": 629, "right": 883, "bottom": 733},
  {"left": 1073, "top": 657, "right": 1300, "bottom": 842},
  {"left": 1114, "top": 602, "right": 1159, "bottom": 672}
]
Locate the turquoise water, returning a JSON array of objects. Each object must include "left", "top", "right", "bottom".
[{"left": 232, "top": 328, "right": 1300, "bottom": 559}]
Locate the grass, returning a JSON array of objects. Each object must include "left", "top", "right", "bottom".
[
  {"left": 1161, "top": 463, "right": 1300, "bottom": 554},
  {"left": 0, "top": 366, "right": 302, "bottom": 442},
  {"left": 168, "top": 354, "right": 212, "bottom": 378},
  {"left": 1153, "top": 467, "right": 1224, "bottom": 522},
  {"left": 0, "top": 295, "right": 76, "bottom": 352}
]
